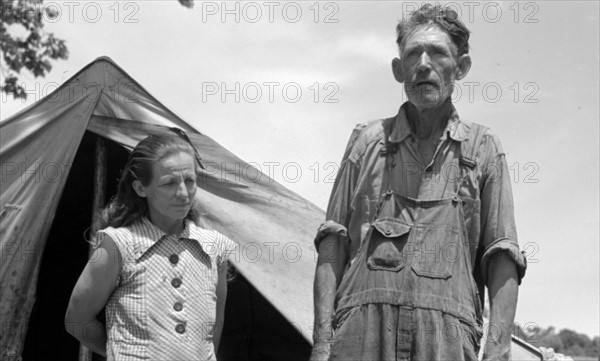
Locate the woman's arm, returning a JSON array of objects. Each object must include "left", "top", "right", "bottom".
[
  {"left": 213, "top": 262, "right": 228, "bottom": 353},
  {"left": 65, "top": 235, "right": 121, "bottom": 357}
]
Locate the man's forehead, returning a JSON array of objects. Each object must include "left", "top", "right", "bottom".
[{"left": 400, "top": 24, "right": 456, "bottom": 51}]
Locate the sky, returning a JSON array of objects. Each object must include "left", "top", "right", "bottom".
[{"left": 1, "top": 1, "right": 599, "bottom": 338}]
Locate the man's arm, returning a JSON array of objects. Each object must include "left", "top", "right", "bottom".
[
  {"left": 65, "top": 236, "right": 120, "bottom": 356},
  {"left": 310, "top": 234, "right": 348, "bottom": 361},
  {"left": 483, "top": 252, "right": 519, "bottom": 361},
  {"left": 309, "top": 124, "right": 364, "bottom": 361},
  {"left": 477, "top": 133, "right": 527, "bottom": 360}
]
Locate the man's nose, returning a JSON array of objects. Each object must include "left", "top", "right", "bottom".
[{"left": 416, "top": 52, "right": 432, "bottom": 73}]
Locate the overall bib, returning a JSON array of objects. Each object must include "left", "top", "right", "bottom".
[{"left": 329, "top": 123, "right": 487, "bottom": 361}]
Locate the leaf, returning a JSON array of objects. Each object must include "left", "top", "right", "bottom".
[{"left": 178, "top": 0, "right": 194, "bottom": 9}]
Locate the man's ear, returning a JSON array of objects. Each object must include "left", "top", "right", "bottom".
[
  {"left": 132, "top": 180, "right": 147, "bottom": 198},
  {"left": 456, "top": 54, "right": 472, "bottom": 80},
  {"left": 392, "top": 58, "right": 405, "bottom": 83}
]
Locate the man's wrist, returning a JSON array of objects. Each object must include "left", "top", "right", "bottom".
[
  {"left": 313, "top": 320, "right": 334, "bottom": 344},
  {"left": 313, "top": 341, "right": 332, "bottom": 348},
  {"left": 313, "top": 331, "right": 333, "bottom": 344},
  {"left": 482, "top": 336, "right": 511, "bottom": 360}
]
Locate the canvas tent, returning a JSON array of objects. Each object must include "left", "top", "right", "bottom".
[
  {"left": 0, "top": 56, "right": 320, "bottom": 360},
  {"left": 1, "top": 57, "right": 544, "bottom": 361}
]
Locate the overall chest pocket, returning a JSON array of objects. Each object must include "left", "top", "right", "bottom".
[
  {"left": 366, "top": 219, "right": 412, "bottom": 272},
  {"left": 411, "top": 225, "right": 459, "bottom": 280}
]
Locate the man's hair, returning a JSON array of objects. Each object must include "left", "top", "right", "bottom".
[{"left": 396, "top": 4, "right": 470, "bottom": 56}]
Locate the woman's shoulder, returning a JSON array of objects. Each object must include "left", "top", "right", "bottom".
[
  {"left": 95, "top": 220, "right": 146, "bottom": 251},
  {"left": 97, "top": 224, "right": 132, "bottom": 240}
]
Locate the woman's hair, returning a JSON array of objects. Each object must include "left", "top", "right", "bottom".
[{"left": 98, "top": 132, "right": 201, "bottom": 229}]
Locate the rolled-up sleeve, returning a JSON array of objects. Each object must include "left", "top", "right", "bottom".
[
  {"left": 479, "top": 134, "right": 527, "bottom": 285},
  {"left": 314, "top": 127, "right": 363, "bottom": 253}
]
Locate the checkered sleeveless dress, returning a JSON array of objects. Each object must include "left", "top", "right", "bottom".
[{"left": 96, "top": 217, "right": 236, "bottom": 360}]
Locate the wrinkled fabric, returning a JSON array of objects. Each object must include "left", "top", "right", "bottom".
[
  {"left": 330, "top": 305, "right": 480, "bottom": 361},
  {"left": 316, "top": 103, "right": 527, "bottom": 360},
  {"left": 316, "top": 103, "right": 527, "bottom": 288}
]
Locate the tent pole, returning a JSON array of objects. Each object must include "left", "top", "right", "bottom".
[{"left": 79, "top": 135, "right": 107, "bottom": 361}]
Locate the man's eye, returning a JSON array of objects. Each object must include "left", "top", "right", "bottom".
[{"left": 405, "top": 50, "right": 418, "bottom": 58}]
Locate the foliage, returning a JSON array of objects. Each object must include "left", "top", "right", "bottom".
[
  {"left": 1, "top": 0, "right": 68, "bottom": 99},
  {"left": 1, "top": 0, "right": 193, "bottom": 99},
  {"left": 514, "top": 324, "right": 600, "bottom": 359}
]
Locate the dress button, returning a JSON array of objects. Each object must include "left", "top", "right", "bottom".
[
  {"left": 171, "top": 278, "right": 182, "bottom": 288},
  {"left": 173, "top": 302, "right": 183, "bottom": 312},
  {"left": 169, "top": 254, "right": 179, "bottom": 264},
  {"left": 175, "top": 323, "right": 186, "bottom": 334}
]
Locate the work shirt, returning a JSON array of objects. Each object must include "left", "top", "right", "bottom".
[
  {"left": 96, "top": 217, "right": 236, "bottom": 361},
  {"left": 316, "top": 103, "right": 526, "bottom": 297}
]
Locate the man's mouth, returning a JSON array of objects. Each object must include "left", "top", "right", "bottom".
[{"left": 414, "top": 80, "right": 438, "bottom": 87}]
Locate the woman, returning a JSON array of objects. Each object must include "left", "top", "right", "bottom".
[{"left": 65, "top": 133, "right": 235, "bottom": 360}]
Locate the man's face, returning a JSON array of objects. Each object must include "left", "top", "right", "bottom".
[{"left": 394, "top": 25, "right": 468, "bottom": 110}]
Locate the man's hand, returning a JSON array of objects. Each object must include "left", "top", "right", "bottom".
[{"left": 539, "top": 347, "right": 574, "bottom": 361}]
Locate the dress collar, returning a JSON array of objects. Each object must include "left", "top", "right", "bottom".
[{"left": 133, "top": 216, "right": 204, "bottom": 260}]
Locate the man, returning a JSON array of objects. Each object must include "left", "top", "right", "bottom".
[{"left": 311, "top": 4, "right": 527, "bottom": 361}]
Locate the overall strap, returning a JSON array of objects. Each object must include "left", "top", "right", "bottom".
[
  {"left": 457, "top": 121, "right": 488, "bottom": 322},
  {"left": 459, "top": 121, "right": 489, "bottom": 169},
  {"left": 374, "top": 118, "right": 399, "bottom": 220},
  {"left": 455, "top": 121, "right": 488, "bottom": 198},
  {"left": 379, "top": 117, "right": 400, "bottom": 194}
]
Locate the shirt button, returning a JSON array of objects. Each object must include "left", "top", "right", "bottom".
[
  {"left": 169, "top": 254, "right": 179, "bottom": 264},
  {"left": 173, "top": 302, "right": 183, "bottom": 312},
  {"left": 175, "top": 323, "right": 186, "bottom": 334},
  {"left": 171, "top": 278, "right": 182, "bottom": 288}
]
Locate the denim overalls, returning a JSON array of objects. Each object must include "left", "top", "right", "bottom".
[{"left": 329, "top": 123, "right": 489, "bottom": 361}]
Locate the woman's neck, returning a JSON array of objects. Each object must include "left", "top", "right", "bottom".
[{"left": 147, "top": 212, "right": 184, "bottom": 235}]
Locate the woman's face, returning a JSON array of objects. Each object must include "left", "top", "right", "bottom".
[{"left": 133, "top": 151, "right": 197, "bottom": 227}]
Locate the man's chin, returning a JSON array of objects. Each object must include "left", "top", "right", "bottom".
[{"left": 406, "top": 95, "right": 446, "bottom": 109}]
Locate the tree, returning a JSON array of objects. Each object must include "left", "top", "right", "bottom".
[
  {"left": 1, "top": 0, "right": 68, "bottom": 99},
  {"left": 1, "top": 0, "right": 193, "bottom": 99}
]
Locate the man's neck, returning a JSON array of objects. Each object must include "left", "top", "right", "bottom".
[{"left": 406, "top": 99, "right": 454, "bottom": 141}]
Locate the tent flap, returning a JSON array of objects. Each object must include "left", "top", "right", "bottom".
[{"left": 1, "top": 57, "right": 322, "bottom": 359}]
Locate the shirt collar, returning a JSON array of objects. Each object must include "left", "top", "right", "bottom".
[
  {"left": 133, "top": 216, "right": 202, "bottom": 260},
  {"left": 389, "top": 102, "right": 471, "bottom": 143}
]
